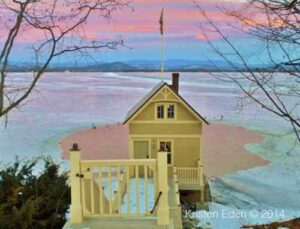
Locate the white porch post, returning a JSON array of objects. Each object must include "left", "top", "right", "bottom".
[
  {"left": 70, "top": 143, "right": 83, "bottom": 224},
  {"left": 198, "top": 160, "right": 205, "bottom": 202},
  {"left": 197, "top": 160, "right": 204, "bottom": 187},
  {"left": 157, "top": 151, "right": 169, "bottom": 225}
]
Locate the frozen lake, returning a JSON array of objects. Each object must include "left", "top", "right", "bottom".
[
  {"left": 0, "top": 72, "right": 299, "bottom": 228},
  {"left": 0, "top": 72, "right": 293, "bottom": 162}
]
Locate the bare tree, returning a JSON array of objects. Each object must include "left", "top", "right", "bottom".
[
  {"left": 0, "top": 0, "right": 128, "bottom": 121},
  {"left": 195, "top": 0, "right": 300, "bottom": 142}
]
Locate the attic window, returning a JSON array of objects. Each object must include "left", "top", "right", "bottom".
[
  {"left": 157, "top": 105, "right": 164, "bottom": 119},
  {"left": 167, "top": 104, "right": 175, "bottom": 119},
  {"left": 156, "top": 103, "right": 176, "bottom": 120}
]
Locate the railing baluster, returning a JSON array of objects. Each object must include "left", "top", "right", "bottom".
[
  {"left": 135, "top": 165, "right": 140, "bottom": 214},
  {"left": 81, "top": 176, "right": 87, "bottom": 216},
  {"left": 144, "top": 165, "right": 148, "bottom": 213},
  {"left": 187, "top": 169, "right": 189, "bottom": 184},
  {"left": 193, "top": 169, "right": 196, "bottom": 184},
  {"left": 126, "top": 165, "right": 130, "bottom": 214},
  {"left": 108, "top": 166, "right": 113, "bottom": 215},
  {"left": 179, "top": 169, "right": 181, "bottom": 182},
  {"left": 153, "top": 165, "right": 157, "bottom": 205},
  {"left": 117, "top": 166, "right": 121, "bottom": 214},
  {"left": 99, "top": 167, "right": 104, "bottom": 214},
  {"left": 180, "top": 169, "right": 182, "bottom": 183},
  {"left": 90, "top": 170, "right": 95, "bottom": 214}
]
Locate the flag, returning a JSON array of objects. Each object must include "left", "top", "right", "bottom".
[{"left": 159, "top": 8, "right": 164, "bottom": 35}]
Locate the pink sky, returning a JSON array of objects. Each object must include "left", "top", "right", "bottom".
[
  {"left": 83, "top": 0, "right": 242, "bottom": 41},
  {"left": 1, "top": 0, "right": 256, "bottom": 62},
  {"left": 6, "top": 1, "right": 239, "bottom": 40}
]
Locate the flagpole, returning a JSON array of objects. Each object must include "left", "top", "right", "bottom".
[
  {"left": 159, "top": 8, "right": 164, "bottom": 77},
  {"left": 161, "top": 31, "right": 164, "bottom": 76}
]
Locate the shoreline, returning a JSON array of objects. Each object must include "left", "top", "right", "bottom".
[
  {"left": 60, "top": 123, "right": 269, "bottom": 177},
  {"left": 202, "top": 123, "right": 268, "bottom": 177}
]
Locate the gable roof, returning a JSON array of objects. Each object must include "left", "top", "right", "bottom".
[{"left": 123, "top": 81, "right": 209, "bottom": 125}]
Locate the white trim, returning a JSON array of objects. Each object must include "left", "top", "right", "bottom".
[
  {"left": 131, "top": 120, "right": 200, "bottom": 124},
  {"left": 152, "top": 99, "right": 179, "bottom": 103},
  {"left": 130, "top": 135, "right": 201, "bottom": 138}
]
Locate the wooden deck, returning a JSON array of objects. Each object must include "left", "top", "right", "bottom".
[
  {"left": 63, "top": 181, "right": 182, "bottom": 229},
  {"left": 64, "top": 149, "right": 211, "bottom": 229},
  {"left": 66, "top": 150, "right": 184, "bottom": 229},
  {"left": 64, "top": 179, "right": 183, "bottom": 229}
]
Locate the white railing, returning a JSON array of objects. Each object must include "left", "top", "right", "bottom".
[
  {"left": 176, "top": 161, "right": 204, "bottom": 187},
  {"left": 177, "top": 167, "right": 199, "bottom": 185},
  {"left": 69, "top": 144, "right": 170, "bottom": 226},
  {"left": 80, "top": 159, "right": 157, "bottom": 217}
]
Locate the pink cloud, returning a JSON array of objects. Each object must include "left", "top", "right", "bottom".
[
  {"left": 195, "top": 34, "right": 206, "bottom": 40},
  {"left": 0, "top": 0, "right": 248, "bottom": 48}
]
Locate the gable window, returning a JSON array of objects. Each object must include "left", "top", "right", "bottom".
[
  {"left": 167, "top": 104, "right": 175, "bottom": 119},
  {"left": 157, "top": 105, "right": 164, "bottom": 119},
  {"left": 156, "top": 103, "right": 176, "bottom": 120}
]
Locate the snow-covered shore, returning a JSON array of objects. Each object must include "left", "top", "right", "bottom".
[{"left": 196, "top": 127, "right": 300, "bottom": 228}]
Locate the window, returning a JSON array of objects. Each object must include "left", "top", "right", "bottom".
[
  {"left": 157, "top": 105, "right": 164, "bottom": 119},
  {"left": 156, "top": 103, "right": 176, "bottom": 120},
  {"left": 167, "top": 104, "right": 175, "bottom": 119},
  {"left": 158, "top": 141, "right": 172, "bottom": 164}
]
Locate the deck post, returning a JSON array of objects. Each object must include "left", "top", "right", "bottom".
[
  {"left": 70, "top": 143, "right": 83, "bottom": 224},
  {"left": 157, "top": 152, "right": 169, "bottom": 225},
  {"left": 198, "top": 160, "right": 205, "bottom": 202},
  {"left": 197, "top": 160, "right": 204, "bottom": 187}
]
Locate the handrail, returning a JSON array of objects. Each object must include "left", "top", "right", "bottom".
[
  {"left": 150, "top": 191, "right": 162, "bottom": 214},
  {"left": 81, "top": 159, "right": 156, "bottom": 167},
  {"left": 176, "top": 167, "right": 198, "bottom": 170}
]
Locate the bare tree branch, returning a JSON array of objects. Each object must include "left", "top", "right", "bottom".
[
  {"left": 195, "top": 0, "right": 300, "bottom": 142},
  {"left": 0, "top": 0, "right": 129, "bottom": 119}
]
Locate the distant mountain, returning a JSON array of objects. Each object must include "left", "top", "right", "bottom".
[
  {"left": 3, "top": 59, "right": 274, "bottom": 72},
  {"left": 125, "top": 59, "right": 236, "bottom": 70},
  {"left": 51, "top": 62, "right": 139, "bottom": 72}
]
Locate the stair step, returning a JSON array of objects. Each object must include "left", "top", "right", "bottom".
[{"left": 63, "top": 217, "right": 168, "bottom": 229}]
